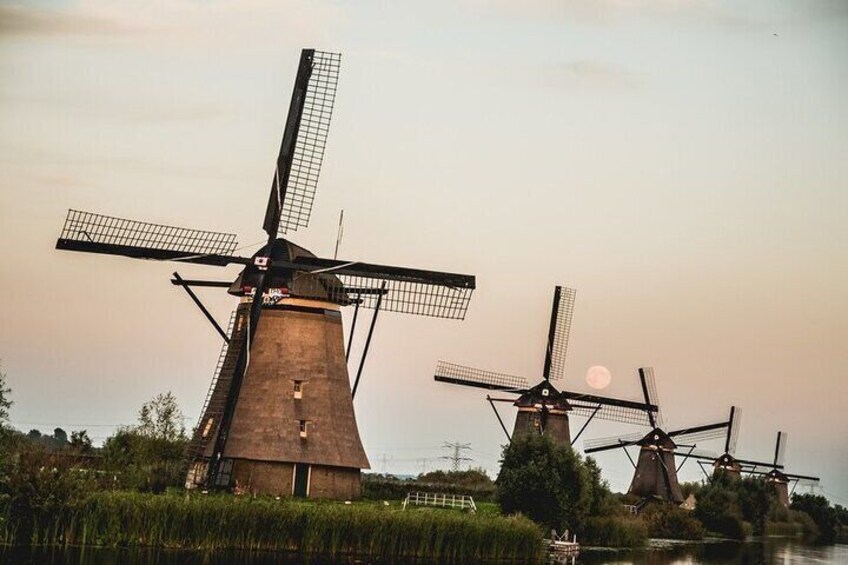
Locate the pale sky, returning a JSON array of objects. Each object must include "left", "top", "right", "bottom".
[{"left": 1, "top": 1, "right": 846, "bottom": 503}]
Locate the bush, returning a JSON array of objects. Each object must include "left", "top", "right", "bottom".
[
  {"left": 583, "top": 515, "right": 648, "bottom": 547},
  {"left": 496, "top": 435, "right": 609, "bottom": 534},
  {"left": 0, "top": 446, "right": 96, "bottom": 545},
  {"left": 791, "top": 493, "right": 837, "bottom": 544},
  {"left": 641, "top": 503, "right": 705, "bottom": 540}
]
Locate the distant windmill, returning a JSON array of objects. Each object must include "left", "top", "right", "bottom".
[
  {"left": 759, "top": 432, "right": 820, "bottom": 507},
  {"left": 55, "top": 49, "right": 476, "bottom": 499},
  {"left": 434, "top": 287, "right": 659, "bottom": 448},
  {"left": 584, "top": 369, "right": 734, "bottom": 505}
]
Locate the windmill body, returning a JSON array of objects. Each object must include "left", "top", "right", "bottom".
[
  {"left": 55, "top": 49, "right": 475, "bottom": 499},
  {"left": 628, "top": 428, "right": 684, "bottom": 503},
  {"left": 512, "top": 381, "right": 572, "bottom": 446},
  {"left": 585, "top": 373, "right": 734, "bottom": 505},
  {"left": 435, "top": 287, "right": 659, "bottom": 449}
]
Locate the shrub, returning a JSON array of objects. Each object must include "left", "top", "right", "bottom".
[
  {"left": 583, "top": 515, "right": 648, "bottom": 547},
  {"left": 641, "top": 503, "right": 705, "bottom": 540},
  {"left": 791, "top": 493, "right": 837, "bottom": 544}
]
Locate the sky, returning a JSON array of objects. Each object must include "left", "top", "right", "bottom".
[{"left": 1, "top": 1, "right": 846, "bottom": 504}]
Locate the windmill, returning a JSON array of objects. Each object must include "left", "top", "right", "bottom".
[
  {"left": 683, "top": 423, "right": 820, "bottom": 507},
  {"left": 55, "top": 49, "right": 476, "bottom": 499},
  {"left": 584, "top": 369, "right": 734, "bottom": 504},
  {"left": 434, "top": 287, "right": 659, "bottom": 448},
  {"left": 685, "top": 408, "right": 784, "bottom": 480},
  {"left": 748, "top": 432, "right": 820, "bottom": 507}
]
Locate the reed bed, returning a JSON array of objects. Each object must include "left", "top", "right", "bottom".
[{"left": 6, "top": 492, "right": 544, "bottom": 562}]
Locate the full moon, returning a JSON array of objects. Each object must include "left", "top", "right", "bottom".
[{"left": 585, "top": 366, "right": 612, "bottom": 390}]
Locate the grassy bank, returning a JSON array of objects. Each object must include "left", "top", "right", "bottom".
[{"left": 1, "top": 491, "right": 544, "bottom": 562}]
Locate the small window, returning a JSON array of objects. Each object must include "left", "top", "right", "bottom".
[
  {"left": 202, "top": 418, "right": 214, "bottom": 438},
  {"left": 293, "top": 380, "right": 303, "bottom": 399},
  {"left": 299, "top": 420, "right": 308, "bottom": 438}
]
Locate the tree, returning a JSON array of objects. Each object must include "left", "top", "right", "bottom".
[
  {"left": 736, "top": 476, "right": 771, "bottom": 535},
  {"left": 52, "top": 427, "right": 68, "bottom": 445},
  {"left": 0, "top": 361, "right": 12, "bottom": 433},
  {"left": 100, "top": 392, "right": 190, "bottom": 492},
  {"left": 496, "top": 434, "right": 607, "bottom": 533},
  {"left": 70, "top": 430, "right": 93, "bottom": 453},
  {"left": 791, "top": 493, "right": 837, "bottom": 544},
  {"left": 137, "top": 391, "right": 186, "bottom": 441}
]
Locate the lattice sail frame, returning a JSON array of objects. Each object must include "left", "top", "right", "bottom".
[
  {"left": 435, "top": 361, "right": 529, "bottom": 391},
  {"left": 547, "top": 286, "right": 576, "bottom": 382},
  {"left": 640, "top": 367, "right": 664, "bottom": 428},
  {"left": 278, "top": 50, "right": 341, "bottom": 235},
  {"left": 568, "top": 400, "right": 654, "bottom": 426},
  {"left": 583, "top": 430, "right": 646, "bottom": 452},
  {"left": 727, "top": 407, "right": 742, "bottom": 455},
  {"left": 291, "top": 270, "right": 474, "bottom": 320},
  {"left": 59, "top": 209, "right": 238, "bottom": 256},
  {"left": 671, "top": 425, "right": 730, "bottom": 445},
  {"left": 775, "top": 431, "right": 788, "bottom": 467}
]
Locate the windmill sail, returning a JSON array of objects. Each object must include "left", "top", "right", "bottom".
[
  {"left": 290, "top": 259, "right": 475, "bottom": 319},
  {"left": 638, "top": 367, "right": 664, "bottom": 427},
  {"left": 568, "top": 398, "right": 656, "bottom": 426},
  {"left": 543, "top": 286, "right": 576, "bottom": 382},
  {"left": 264, "top": 50, "right": 341, "bottom": 238},
  {"left": 434, "top": 361, "right": 528, "bottom": 392},
  {"left": 56, "top": 209, "right": 240, "bottom": 266}
]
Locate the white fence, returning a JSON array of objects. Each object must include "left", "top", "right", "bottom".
[{"left": 402, "top": 492, "right": 477, "bottom": 513}]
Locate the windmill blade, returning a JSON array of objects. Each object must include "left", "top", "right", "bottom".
[
  {"left": 264, "top": 49, "right": 341, "bottom": 238},
  {"left": 788, "top": 475, "right": 821, "bottom": 486},
  {"left": 736, "top": 458, "right": 785, "bottom": 472},
  {"left": 682, "top": 447, "right": 720, "bottom": 461},
  {"left": 434, "top": 361, "right": 528, "bottom": 392},
  {"left": 775, "top": 431, "right": 788, "bottom": 467},
  {"left": 583, "top": 430, "right": 645, "bottom": 453},
  {"left": 543, "top": 286, "right": 576, "bottom": 382},
  {"left": 638, "top": 367, "right": 664, "bottom": 428},
  {"left": 667, "top": 420, "right": 730, "bottom": 444},
  {"left": 287, "top": 258, "right": 475, "bottom": 319},
  {"left": 56, "top": 209, "right": 241, "bottom": 266},
  {"left": 726, "top": 406, "right": 741, "bottom": 456},
  {"left": 566, "top": 392, "right": 657, "bottom": 426}
]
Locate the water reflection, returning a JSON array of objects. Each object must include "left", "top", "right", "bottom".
[
  {"left": 578, "top": 538, "right": 848, "bottom": 564},
  {"left": 2, "top": 540, "right": 847, "bottom": 565}
]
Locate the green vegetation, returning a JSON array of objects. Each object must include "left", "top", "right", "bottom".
[
  {"left": 582, "top": 515, "right": 648, "bottom": 547},
  {"left": 0, "top": 491, "right": 544, "bottom": 561},
  {"left": 640, "top": 502, "right": 705, "bottom": 540},
  {"left": 790, "top": 493, "right": 839, "bottom": 544},
  {"left": 496, "top": 435, "right": 618, "bottom": 537},
  {"left": 362, "top": 468, "right": 496, "bottom": 502},
  {"left": 1, "top": 373, "right": 845, "bottom": 556}
]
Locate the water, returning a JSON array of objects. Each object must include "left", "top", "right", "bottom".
[
  {"left": 2, "top": 540, "right": 846, "bottom": 564},
  {"left": 578, "top": 538, "right": 848, "bottom": 564}
]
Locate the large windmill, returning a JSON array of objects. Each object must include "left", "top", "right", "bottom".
[
  {"left": 55, "top": 49, "right": 476, "bottom": 499},
  {"left": 584, "top": 369, "right": 734, "bottom": 504},
  {"left": 434, "top": 287, "right": 659, "bottom": 448}
]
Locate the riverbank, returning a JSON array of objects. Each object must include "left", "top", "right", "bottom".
[{"left": 1, "top": 491, "right": 545, "bottom": 562}]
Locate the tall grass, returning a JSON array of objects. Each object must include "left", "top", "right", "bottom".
[{"left": 3, "top": 492, "right": 544, "bottom": 562}]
